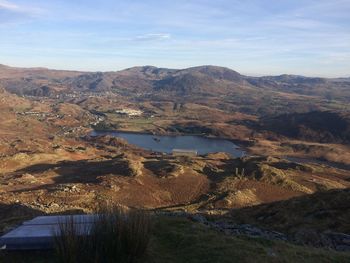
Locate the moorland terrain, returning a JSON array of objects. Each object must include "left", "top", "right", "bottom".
[{"left": 0, "top": 64, "right": 349, "bottom": 261}]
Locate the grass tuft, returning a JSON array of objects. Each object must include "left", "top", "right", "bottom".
[{"left": 54, "top": 204, "right": 151, "bottom": 263}]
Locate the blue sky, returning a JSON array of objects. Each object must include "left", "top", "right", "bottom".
[{"left": 0, "top": 0, "right": 349, "bottom": 77}]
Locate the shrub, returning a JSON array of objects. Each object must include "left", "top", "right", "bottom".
[
  {"left": 54, "top": 204, "right": 151, "bottom": 263},
  {"left": 54, "top": 216, "right": 91, "bottom": 263}
]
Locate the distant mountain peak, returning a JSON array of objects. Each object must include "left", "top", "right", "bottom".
[
  {"left": 179, "top": 65, "right": 243, "bottom": 82},
  {"left": 125, "top": 65, "right": 158, "bottom": 71}
]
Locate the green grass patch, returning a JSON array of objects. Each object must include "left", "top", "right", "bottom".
[{"left": 148, "top": 216, "right": 350, "bottom": 263}]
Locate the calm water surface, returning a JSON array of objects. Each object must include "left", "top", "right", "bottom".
[{"left": 91, "top": 131, "right": 245, "bottom": 157}]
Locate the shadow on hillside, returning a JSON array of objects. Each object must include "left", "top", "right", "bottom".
[
  {"left": 226, "top": 188, "right": 350, "bottom": 235},
  {"left": 157, "top": 188, "right": 350, "bottom": 237},
  {"left": 9, "top": 157, "right": 135, "bottom": 193},
  {"left": 197, "top": 158, "right": 242, "bottom": 183}
]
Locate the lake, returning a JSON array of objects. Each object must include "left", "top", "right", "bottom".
[{"left": 91, "top": 131, "right": 245, "bottom": 157}]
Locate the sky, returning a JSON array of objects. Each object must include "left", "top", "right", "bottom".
[{"left": 0, "top": 0, "right": 349, "bottom": 77}]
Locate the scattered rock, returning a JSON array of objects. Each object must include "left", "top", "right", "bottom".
[
  {"left": 48, "top": 202, "right": 60, "bottom": 209},
  {"left": 293, "top": 229, "right": 350, "bottom": 252},
  {"left": 52, "top": 184, "right": 81, "bottom": 193}
]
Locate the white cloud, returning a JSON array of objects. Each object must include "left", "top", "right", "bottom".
[
  {"left": 134, "top": 33, "right": 171, "bottom": 41},
  {"left": 0, "top": 0, "right": 44, "bottom": 16},
  {"left": 0, "top": 0, "right": 18, "bottom": 11}
]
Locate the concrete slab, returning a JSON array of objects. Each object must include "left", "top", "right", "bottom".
[
  {"left": 23, "top": 214, "right": 97, "bottom": 225},
  {"left": 0, "top": 215, "right": 95, "bottom": 250}
]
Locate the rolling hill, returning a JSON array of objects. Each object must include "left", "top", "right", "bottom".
[
  {"left": 1, "top": 64, "right": 349, "bottom": 101},
  {"left": 261, "top": 111, "right": 350, "bottom": 144}
]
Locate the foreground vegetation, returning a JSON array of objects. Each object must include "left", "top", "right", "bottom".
[
  {"left": 54, "top": 205, "right": 151, "bottom": 263},
  {"left": 1, "top": 216, "right": 349, "bottom": 263}
]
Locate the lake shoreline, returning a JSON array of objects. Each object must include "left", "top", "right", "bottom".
[
  {"left": 91, "top": 130, "right": 350, "bottom": 171},
  {"left": 90, "top": 129, "right": 252, "bottom": 147},
  {"left": 90, "top": 130, "right": 247, "bottom": 157}
]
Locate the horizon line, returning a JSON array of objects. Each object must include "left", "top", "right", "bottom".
[{"left": 1, "top": 62, "right": 349, "bottom": 79}]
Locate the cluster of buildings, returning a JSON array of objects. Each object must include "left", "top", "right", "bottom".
[
  {"left": 16, "top": 111, "right": 62, "bottom": 120},
  {"left": 115, "top": 108, "right": 143, "bottom": 117},
  {"left": 90, "top": 116, "right": 105, "bottom": 126}
]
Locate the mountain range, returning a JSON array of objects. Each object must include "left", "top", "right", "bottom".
[{"left": 0, "top": 64, "right": 349, "bottom": 102}]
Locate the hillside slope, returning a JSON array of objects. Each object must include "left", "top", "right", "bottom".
[
  {"left": 1, "top": 64, "right": 349, "bottom": 102},
  {"left": 261, "top": 111, "right": 350, "bottom": 144}
]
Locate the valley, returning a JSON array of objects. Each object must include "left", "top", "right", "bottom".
[{"left": 0, "top": 64, "right": 349, "bottom": 257}]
